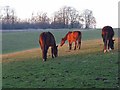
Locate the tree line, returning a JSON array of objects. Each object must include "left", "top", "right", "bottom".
[{"left": 0, "top": 6, "right": 96, "bottom": 30}]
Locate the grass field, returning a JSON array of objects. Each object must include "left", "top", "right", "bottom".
[{"left": 2, "top": 29, "right": 119, "bottom": 88}]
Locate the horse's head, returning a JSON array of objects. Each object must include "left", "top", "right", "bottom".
[
  {"left": 109, "top": 38, "right": 115, "bottom": 50},
  {"left": 60, "top": 38, "right": 65, "bottom": 46},
  {"left": 53, "top": 45, "right": 58, "bottom": 57}
]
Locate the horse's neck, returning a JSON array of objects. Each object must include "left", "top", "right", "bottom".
[
  {"left": 67, "top": 32, "right": 73, "bottom": 40},
  {"left": 63, "top": 34, "right": 68, "bottom": 41}
]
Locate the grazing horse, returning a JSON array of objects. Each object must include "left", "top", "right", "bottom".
[
  {"left": 39, "top": 32, "right": 58, "bottom": 61},
  {"left": 101, "top": 26, "right": 115, "bottom": 53},
  {"left": 60, "top": 31, "right": 82, "bottom": 50}
]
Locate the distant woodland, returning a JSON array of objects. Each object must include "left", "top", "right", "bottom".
[{"left": 0, "top": 6, "right": 96, "bottom": 30}]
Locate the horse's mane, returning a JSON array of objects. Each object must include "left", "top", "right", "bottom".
[{"left": 63, "top": 31, "right": 72, "bottom": 40}]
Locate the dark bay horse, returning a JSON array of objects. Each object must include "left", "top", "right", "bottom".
[
  {"left": 101, "top": 26, "right": 115, "bottom": 53},
  {"left": 39, "top": 32, "right": 58, "bottom": 61},
  {"left": 60, "top": 31, "right": 82, "bottom": 50}
]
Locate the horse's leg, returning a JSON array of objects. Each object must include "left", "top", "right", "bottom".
[
  {"left": 78, "top": 39, "right": 81, "bottom": 49},
  {"left": 108, "top": 39, "right": 112, "bottom": 51},
  {"left": 41, "top": 49, "right": 44, "bottom": 61},
  {"left": 74, "top": 41, "right": 77, "bottom": 50},
  {"left": 42, "top": 49, "right": 46, "bottom": 61},
  {"left": 39, "top": 42, "right": 45, "bottom": 61},
  {"left": 107, "top": 40, "right": 110, "bottom": 52},
  {"left": 42, "top": 46, "right": 48, "bottom": 61},
  {"left": 69, "top": 42, "right": 72, "bottom": 50},
  {"left": 51, "top": 47, "right": 54, "bottom": 58},
  {"left": 103, "top": 39, "right": 107, "bottom": 53}
]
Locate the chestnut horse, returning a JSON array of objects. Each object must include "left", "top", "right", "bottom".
[
  {"left": 39, "top": 32, "right": 58, "bottom": 61},
  {"left": 60, "top": 31, "right": 82, "bottom": 50}
]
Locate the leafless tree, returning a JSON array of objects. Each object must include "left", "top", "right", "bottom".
[
  {"left": 52, "top": 6, "right": 81, "bottom": 28},
  {"left": 81, "top": 9, "right": 96, "bottom": 28},
  {"left": 0, "top": 6, "right": 17, "bottom": 24},
  {"left": 30, "top": 12, "right": 50, "bottom": 24}
]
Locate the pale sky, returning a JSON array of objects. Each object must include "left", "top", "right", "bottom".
[{"left": 0, "top": 0, "right": 119, "bottom": 28}]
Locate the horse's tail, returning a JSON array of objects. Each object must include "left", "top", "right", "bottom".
[
  {"left": 78, "top": 31, "right": 82, "bottom": 49},
  {"left": 39, "top": 32, "right": 47, "bottom": 50},
  {"left": 39, "top": 35, "right": 42, "bottom": 48},
  {"left": 78, "top": 31, "right": 81, "bottom": 41},
  {"left": 39, "top": 32, "right": 48, "bottom": 61}
]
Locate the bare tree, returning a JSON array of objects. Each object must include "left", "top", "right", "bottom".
[
  {"left": 30, "top": 12, "right": 50, "bottom": 24},
  {"left": 67, "top": 7, "right": 79, "bottom": 28},
  {"left": 0, "top": 6, "right": 17, "bottom": 24},
  {"left": 52, "top": 6, "right": 81, "bottom": 28},
  {"left": 1, "top": 6, "right": 96, "bottom": 29},
  {"left": 81, "top": 9, "right": 96, "bottom": 29}
]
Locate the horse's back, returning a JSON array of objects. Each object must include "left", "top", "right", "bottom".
[
  {"left": 102, "top": 26, "right": 114, "bottom": 34},
  {"left": 102, "top": 26, "right": 114, "bottom": 39},
  {"left": 72, "top": 31, "right": 81, "bottom": 38},
  {"left": 39, "top": 32, "right": 56, "bottom": 48},
  {"left": 67, "top": 31, "right": 81, "bottom": 41}
]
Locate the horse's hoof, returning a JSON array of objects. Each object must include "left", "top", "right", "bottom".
[
  {"left": 43, "top": 59, "right": 46, "bottom": 62},
  {"left": 107, "top": 49, "right": 110, "bottom": 52},
  {"left": 104, "top": 50, "right": 106, "bottom": 53},
  {"left": 109, "top": 48, "right": 112, "bottom": 51}
]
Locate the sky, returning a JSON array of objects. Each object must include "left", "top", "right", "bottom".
[{"left": 0, "top": 0, "right": 119, "bottom": 28}]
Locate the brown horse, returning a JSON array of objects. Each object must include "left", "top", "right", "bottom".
[
  {"left": 60, "top": 31, "right": 82, "bottom": 50},
  {"left": 39, "top": 32, "right": 58, "bottom": 61},
  {"left": 101, "top": 26, "right": 115, "bottom": 53}
]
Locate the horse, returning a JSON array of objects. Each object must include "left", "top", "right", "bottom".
[
  {"left": 101, "top": 26, "right": 115, "bottom": 53},
  {"left": 39, "top": 32, "right": 58, "bottom": 61},
  {"left": 60, "top": 31, "right": 82, "bottom": 50}
]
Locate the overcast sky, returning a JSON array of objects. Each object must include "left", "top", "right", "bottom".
[{"left": 0, "top": 0, "right": 119, "bottom": 28}]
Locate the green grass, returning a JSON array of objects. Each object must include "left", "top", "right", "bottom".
[
  {"left": 2, "top": 50, "right": 118, "bottom": 88},
  {"left": 2, "top": 29, "right": 118, "bottom": 54},
  {"left": 2, "top": 29, "right": 119, "bottom": 88}
]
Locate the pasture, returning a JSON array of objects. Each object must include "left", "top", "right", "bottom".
[{"left": 2, "top": 29, "right": 119, "bottom": 88}]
